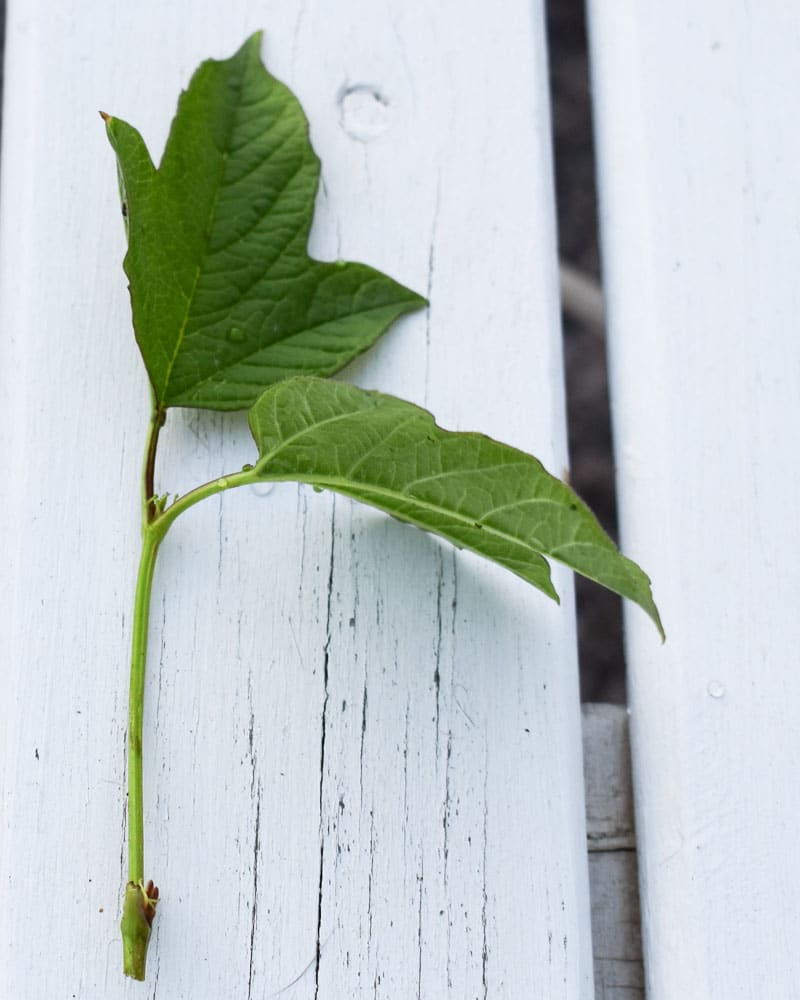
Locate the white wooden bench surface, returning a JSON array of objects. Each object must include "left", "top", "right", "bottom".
[
  {"left": 589, "top": 3, "right": 800, "bottom": 997},
  {"left": 0, "top": 2, "right": 596, "bottom": 997}
]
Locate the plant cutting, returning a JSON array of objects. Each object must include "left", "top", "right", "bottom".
[{"left": 103, "top": 32, "right": 663, "bottom": 981}]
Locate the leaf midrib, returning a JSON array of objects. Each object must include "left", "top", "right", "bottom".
[
  {"left": 253, "top": 401, "right": 569, "bottom": 560},
  {"left": 254, "top": 467, "right": 553, "bottom": 566},
  {"left": 161, "top": 62, "right": 251, "bottom": 401},
  {"left": 254, "top": 407, "right": 568, "bottom": 538},
  {"left": 161, "top": 152, "right": 229, "bottom": 399}
]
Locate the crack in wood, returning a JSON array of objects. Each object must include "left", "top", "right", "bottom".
[
  {"left": 247, "top": 782, "right": 262, "bottom": 1000},
  {"left": 314, "top": 504, "right": 336, "bottom": 997},
  {"left": 481, "top": 758, "right": 489, "bottom": 1000},
  {"left": 423, "top": 177, "right": 441, "bottom": 404},
  {"left": 416, "top": 860, "right": 424, "bottom": 998}
]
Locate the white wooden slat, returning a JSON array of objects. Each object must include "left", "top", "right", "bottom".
[
  {"left": 588, "top": 3, "right": 800, "bottom": 997},
  {"left": 0, "top": 3, "right": 594, "bottom": 997}
]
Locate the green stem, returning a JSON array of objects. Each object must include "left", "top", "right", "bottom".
[
  {"left": 122, "top": 432, "right": 257, "bottom": 978},
  {"left": 126, "top": 468, "right": 256, "bottom": 886},
  {"left": 126, "top": 470, "right": 256, "bottom": 883},
  {"left": 122, "top": 404, "right": 167, "bottom": 981},
  {"left": 157, "top": 468, "right": 256, "bottom": 533},
  {"left": 127, "top": 523, "right": 161, "bottom": 884},
  {"left": 121, "top": 522, "right": 162, "bottom": 981},
  {"left": 142, "top": 401, "right": 166, "bottom": 527}
]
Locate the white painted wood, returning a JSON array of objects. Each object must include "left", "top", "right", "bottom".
[
  {"left": 588, "top": 3, "right": 800, "bottom": 997},
  {"left": 0, "top": 2, "right": 594, "bottom": 997}
]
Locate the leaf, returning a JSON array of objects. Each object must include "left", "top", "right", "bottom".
[
  {"left": 104, "top": 33, "right": 426, "bottom": 410},
  {"left": 248, "top": 378, "right": 664, "bottom": 637}
]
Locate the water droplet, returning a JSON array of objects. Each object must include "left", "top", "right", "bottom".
[
  {"left": 227, "top": 327, "right": 246, "bottom": 343},
  {"left": 707, "top": 680, "right": 725, "bottom": 699},
  {"left": 335, "top": 259, "right": 346, "bottom": 268},
  {"left": 217, "top": 476, "right": 230, "bottom": 489},
  {"left": 250, "top": 481, "right": 274, "bottom": 498},
  {"left": 241, "top": 463, "right": 254, "bottom": 472},
  {"left": 313, "top": 485, "right": 324, "bottom": 494}
]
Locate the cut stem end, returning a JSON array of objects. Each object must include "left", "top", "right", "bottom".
[{"left": 121, "top": 879, "right": 159, "bottom": 981}]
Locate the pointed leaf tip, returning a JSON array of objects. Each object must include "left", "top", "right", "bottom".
[{"left": 99, "top": 110, "right": 111, "bottom": 122}]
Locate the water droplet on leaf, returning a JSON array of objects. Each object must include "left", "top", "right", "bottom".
[
  {"left": 227, "top": 327, "right": 246, "bottom": 343},
  {"left": 218, "top": 477, "right": 230, "bottom": 489}
]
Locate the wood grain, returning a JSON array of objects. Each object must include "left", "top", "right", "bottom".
[
  {"left": 588, "top": 3, "right": 800, "bottom": 996},
  {"left": 0, "top": 2, "right": 593, "bottom": 996}
]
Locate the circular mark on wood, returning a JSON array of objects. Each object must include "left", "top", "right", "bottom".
[{"left": 339, "top": 84, "right": 391, "bottom": 142}]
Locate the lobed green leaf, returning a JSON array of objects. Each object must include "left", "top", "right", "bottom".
[
  {"left": 248, "top": 378, "right": 664, "bottom": 637},
  {"left": 104, "top": 33, "right": 426, "bottom": 410}
]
